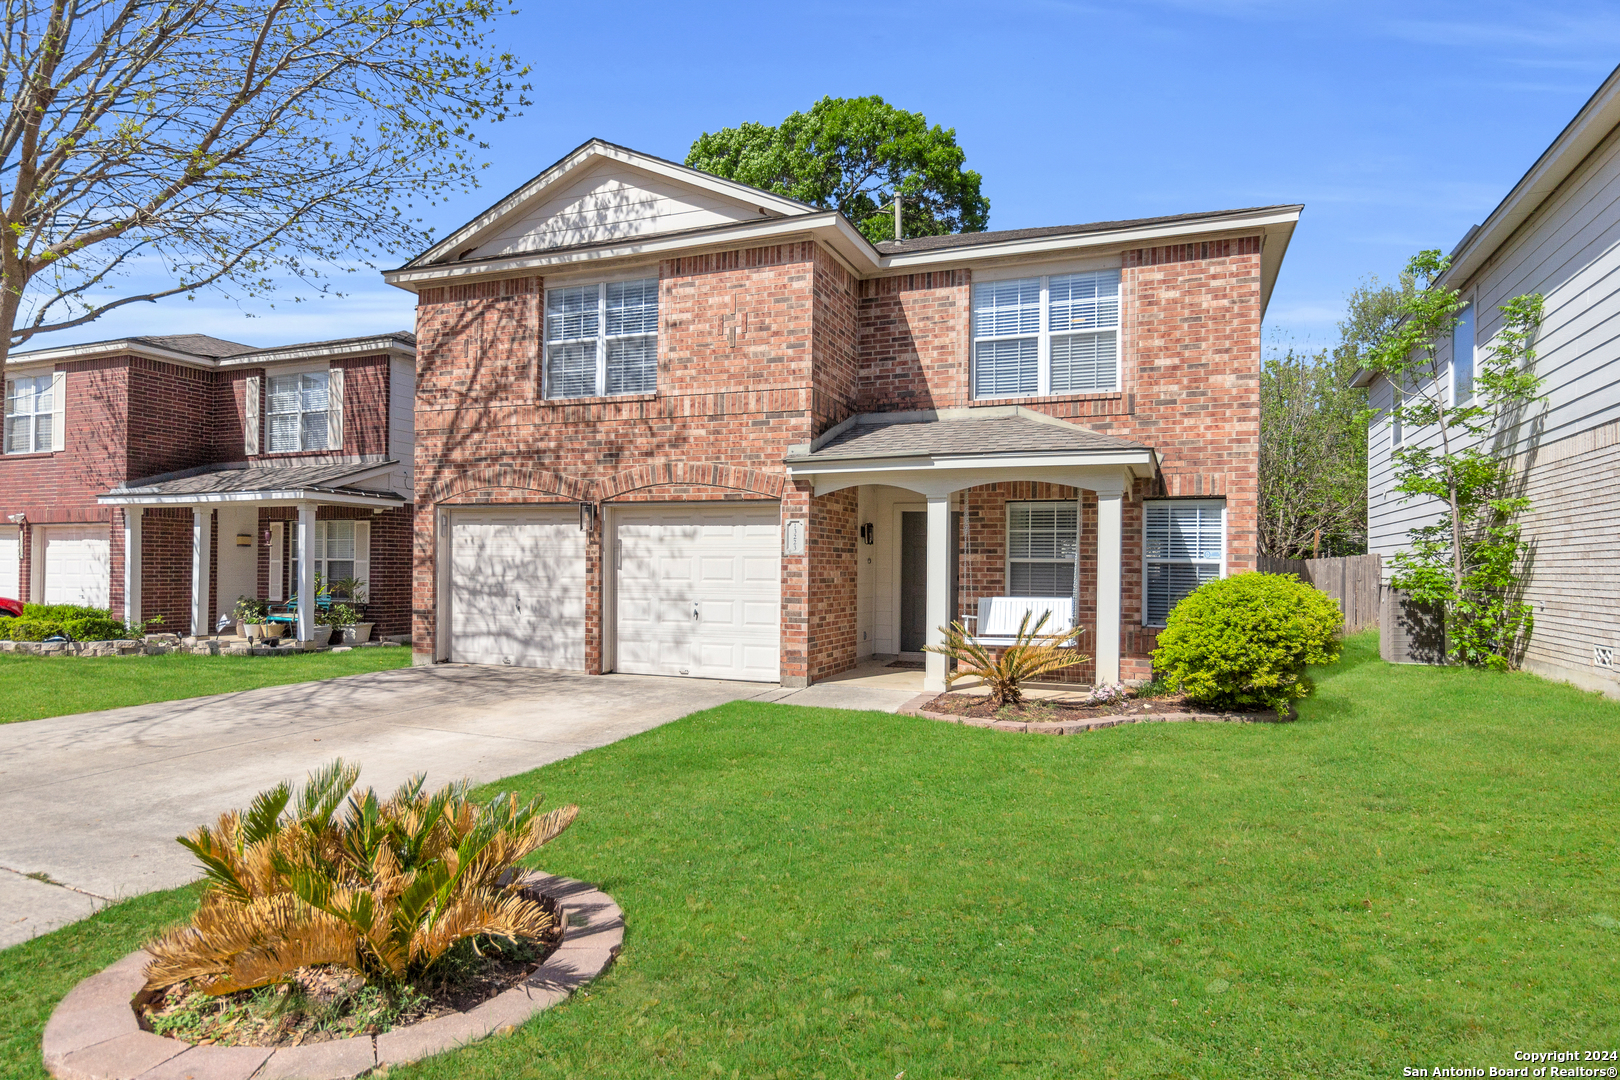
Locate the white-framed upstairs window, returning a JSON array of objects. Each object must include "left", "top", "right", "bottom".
[
  {"left": 4, "top": 372, "right": 61, "bottom": 454},
  {"left": 545, "top": 277, "right": 658, "bottom": 399},
  {"left": 1144, "top": 499, "right": 1226, "bottom": 626},
  {"left": 972, "top": 269, "right": 1120, "bottom": 399},
  {"left": 1007, "top": 502, "right": 1079, "bottom": 597},
  {"left": 1451, "top": 300, "right": 1475, "bottom": 405},
  {"left": 266, "top": 369, "right": 336, "bottom": 452}
]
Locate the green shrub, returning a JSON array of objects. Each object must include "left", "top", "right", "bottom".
[
  {"left": 0, "top": 606, "right": 146, "bottom": 641},
  {"left": 21, "top": 602, "right": 113, "bottom": 621},
  {"left": 0, "top": 617, "right": 67, "bottom": 641},
  {"left": 1152, "top": 572, "right": 1343, "bottom": 713}
]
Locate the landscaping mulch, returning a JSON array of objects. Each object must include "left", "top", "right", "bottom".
[
  {"left": 136, "top": 897, "right": 562, "bottom": 1048},
  {"left": 922, "top": 689, "right": 1267, "bottom": 723}
]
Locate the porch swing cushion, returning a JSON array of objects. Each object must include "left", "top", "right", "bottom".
[{"left": 963, "top": 596, "right": 1076, "bottom": 648}]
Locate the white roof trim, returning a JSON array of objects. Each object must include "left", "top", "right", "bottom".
[
  {"left": 385, "top": 204, "right": 1301, "bottom": 316},
  {"left": 407, "top": 139, "right": 817, "bottom": 269},
  {"left": 98, "top": 488, "right": 406, "bottom": 508},
  {"left": 786, "top": 447, "right": 1157, "bottom": 475},
  {"left": 8, "top": 335, "right": 414, "bottom": 370},
  {"left": 1443, "top": 62, "right": 1620, "bottom": 290}
]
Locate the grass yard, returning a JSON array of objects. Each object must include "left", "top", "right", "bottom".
[
  {"left": 0, "top": 647, "right": 412, "bottom": 723},
  {"left": 3, "top": 632, "right": 1618, "bottom": 1078}
]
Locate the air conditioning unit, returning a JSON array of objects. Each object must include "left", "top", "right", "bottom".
[{"left": 1381, "top": 588, "right": 1447, "bottom": 665}]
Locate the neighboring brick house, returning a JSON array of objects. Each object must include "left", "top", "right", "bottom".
[
  {"left": 385, "top": 139, "right": 1301, "bottom": 689},
  {"left": 1, "top": 333, "right": 417, "bottom": 641}
]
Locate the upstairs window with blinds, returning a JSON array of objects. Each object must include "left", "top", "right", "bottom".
[
  {"left": 1007, "top": 502, "right": 1079, "bottom": 597},
  {"left": 267, "top": 370, "right": 330, "bottom": 452},
  {"left": 4, "top": 374, "right": 55, "bottom": 454},
  {"left": 972, "top": 269, "right": 1120, "bottom": 399},
  {"left": 545, "top": 277, "right": 658, "bottom": 399},
  {"left": 1144, "top": 500, "right": 1225, "bottom": 626}
]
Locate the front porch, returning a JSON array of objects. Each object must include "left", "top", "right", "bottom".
[
  {"left": 789, "top": 408, "right": 1163, "bottom": 692},
  {"left": 99, "top": 462, "right": 412, "bottom": 642}
]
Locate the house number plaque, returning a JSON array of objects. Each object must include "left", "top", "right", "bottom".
[{"left": 783, "top": 519, "right": 805, "bottom": 556}]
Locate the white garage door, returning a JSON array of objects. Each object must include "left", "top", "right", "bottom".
[
  {"left": 615, "top": 504, "right": 780, "bottom": 682},
  {"left": 451, "top": 508, "right": 586, "bottom": 669},
  {"left": 0, "top": 531, "right": 18, "bottom": 599},
  {"left": 42, "top": 526, "right": 110, "bottom": 607}
]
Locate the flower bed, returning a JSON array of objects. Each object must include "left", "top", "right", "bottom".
[{"left": 904, "top": 689, "right": 1288, "bottom": 733}]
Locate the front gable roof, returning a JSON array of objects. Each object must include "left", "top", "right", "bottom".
[{"left": 406, "top": 139, "right": 820, "bottom": 269}]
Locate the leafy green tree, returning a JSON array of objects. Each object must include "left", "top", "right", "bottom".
[
  {"left": 0, "top": 0, "right": 527, "bottom": 359},
  {"left": 1258, "top": 275, "right": 1413, "bottom": 559},
  {"left": 686, "top": 96, "right": 990, "bottom": 244},
  {"left": 1370, "top": 250, "right": 1545, "bottom": 669}
]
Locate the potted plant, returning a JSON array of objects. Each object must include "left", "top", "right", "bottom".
[
  {"left": 232, "top": 596, "right": 269, "bottom": 639},
  {"left": 318, "top": 603, "right": 355, "bottom": 647},
  {"left": 328, "top": 578, "right": 374, "bottom": 644}
]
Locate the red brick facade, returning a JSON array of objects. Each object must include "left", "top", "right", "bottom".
[
  {"left": 410, "top": 231, "right": 1264, "bottom": 685},
  {"left": 0, "top": 348, "right": 412, "bottom": 633}
]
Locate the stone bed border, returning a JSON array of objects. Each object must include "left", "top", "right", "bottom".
[
  {"left": 898, "top": 693, "right": 1291, "bottom": 732},
  {"left": 41, "top": 873, "right": 622, "bottom": 1080},
  {"left": 2, "top": 635, "right": 408, "bottom": 658}
]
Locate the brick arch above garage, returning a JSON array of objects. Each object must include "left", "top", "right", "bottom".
[
  {"left": 425, "top": 466, "right": 590, "bottom": 505},
  {"left": 596, "top": 462, "right": 784, "bottom": 502}
]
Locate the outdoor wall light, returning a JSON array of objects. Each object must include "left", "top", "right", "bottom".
[
  {"left": 579, "top": 502, "right": 596, "bottom": 532},
  {"left": 6, "top": 513, "right": 24, "bottom": 524},
  {"left": 860, "top": 522, "right": 874, "bottom": 545},
  {"left": 235, "top": 533, "right": 253, "bottom": 547}
]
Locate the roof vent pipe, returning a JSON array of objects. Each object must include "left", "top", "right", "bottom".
[{"left": 893, "top": 197, "right": 902, "bottom": 242}]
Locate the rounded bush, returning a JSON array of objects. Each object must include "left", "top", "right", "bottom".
[{"left": 1152, "top": 572, "right": 1343, "bottom": 713}]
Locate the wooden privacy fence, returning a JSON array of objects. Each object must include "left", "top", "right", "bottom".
[{"left": 1256, "top": 553, "right": 1382, "bottom": 633}]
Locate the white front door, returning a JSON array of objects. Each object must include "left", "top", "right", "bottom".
[
  {"left": 450, "top": 508, "right": 586, "bottom": 669},
  {"left": 615, "top": 503, "right": 780, "bottom": 682},
  {"left": 42, "top": 526, "right": 110, "bottom": 607},
  {"left": 0, "top": 531, "right": 18, "bottom": 599}
]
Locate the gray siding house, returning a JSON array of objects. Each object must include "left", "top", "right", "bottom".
[{"left": 1355, "top": 63, "right": 1620, "bottom": 696}]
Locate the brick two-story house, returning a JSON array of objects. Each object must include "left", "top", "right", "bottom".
[
  {"left": 385, "top": 140, "right": 1300, "bottom": 690},
  {"left": 1, "top": 333, "right": 416, "bottom": 641}
]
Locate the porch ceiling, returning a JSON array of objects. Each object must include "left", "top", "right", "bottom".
[{"left": 98, "top": 460, "right": 406, "bottom": 508}]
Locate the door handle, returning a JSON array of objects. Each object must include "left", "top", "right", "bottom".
[{"left": 692, "top": 600, "right": 700, "bottom": 622}]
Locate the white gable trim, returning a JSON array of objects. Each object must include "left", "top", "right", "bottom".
[{"left": 409, "top": 139, "right": 817, "bottom": 269}]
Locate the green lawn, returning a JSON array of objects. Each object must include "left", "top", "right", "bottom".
[
  {"left": 4, "top": 632, "right": 1618, "bottom": 1079},
  {"left": 0, "top": 647, "right": 412, "bottom": 723}
]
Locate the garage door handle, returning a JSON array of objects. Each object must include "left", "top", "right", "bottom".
[{"left": 692, "top": 601, "right": 700, "bottom": 622}]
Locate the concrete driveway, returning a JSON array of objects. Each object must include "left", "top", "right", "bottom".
[{"left": 0, "top": 663, "right": 916, "bottom": 948}]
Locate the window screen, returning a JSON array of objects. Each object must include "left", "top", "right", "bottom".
[
  {"left": 266, "top": 371, "right": 329, "bottom": 452},
  {"left": 1007, "top": 502, "right": 1078, "bottom": 597},
  {"left": 546, "top": 278, "right": 658, "bottom": 398},
  {"left": 972, "top": 270, "right": 1119, "bottom": 398},
  {"left": 1144, "top": 500, "right": 1224, "bottom": 625}
]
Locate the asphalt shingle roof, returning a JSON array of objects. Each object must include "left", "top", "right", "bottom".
[
  {"left": 796, "top": 415, "right": 1146, "bottom": 462},
  {"left": 110, "top": 461, "right": 400, "bottom": 497},
  {"left": 871, "top": 204, "right": 1303, "bottom": 256}
]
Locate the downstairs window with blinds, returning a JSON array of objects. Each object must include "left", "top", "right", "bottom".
[
  {"left": 1007, "top": 502, "right": 1079, "bottom": 597},
  {"left": 545, "top": 277, "right": 658, "bottom": 399},
  {"left": 1144, "top": 500, "right": 1225, "bottom": 626},
  {"left": 972, "top": 269, "right": 1120, "bottom": 399}
]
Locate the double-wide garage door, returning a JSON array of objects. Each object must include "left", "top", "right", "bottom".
[
  {"left": 446, "top": 503, "right": 780, "bottom": 681},
  {"left": 615, "top": 505, "right": 780, "bottom": 682}
]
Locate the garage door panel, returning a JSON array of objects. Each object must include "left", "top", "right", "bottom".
[
  {"left": 451, "top": 513, "right": 585, "bottom": 670},
  {"left": 42, "top": 527, "right": 111, "bottom": 608},
  {"left": 615, "top": 505, "right": 779, "bottom": 682},
  {"left": 0, "top": 535, "right": 18, "bottom": 598}
]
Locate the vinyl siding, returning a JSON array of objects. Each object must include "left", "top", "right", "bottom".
[{"left": 1366, "top": 117, "right": 1620, "bottom": 694}]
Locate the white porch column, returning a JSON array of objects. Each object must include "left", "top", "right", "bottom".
[
  {"left": 296, "top": 503, "right": 317, "bottom": 643},
  {"left": 1094, "top": 487, "right": 1123, "bottom": 686},
  {"left": 190, "top": 508, "right": 210, "bottom": 636},
  {"left": 124, "top": 510, "right": 142, "bottom": 628},
  {"left": 923, "top": 494, "right": 951, "bottom": 692}
]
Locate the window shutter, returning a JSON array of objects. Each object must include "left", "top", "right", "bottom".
[
  {"left": 244, "top": 375, "right": 261, "bottom": 456},
  {"left": 268, "top": 522, "right": 284, "bottom": 600},
  {"left": 353, "top": 520, "right": 370, "bottom": 593},
  {"left": 327, "top": 366, "right": 344, "bottom": 450},
  {"left": 50, "top": 371, "right": 65, "bottom": 452}
]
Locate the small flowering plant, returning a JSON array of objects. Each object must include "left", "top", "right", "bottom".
[{"left": 1084, "top": 683, "right": 1131, "bottom": 706}]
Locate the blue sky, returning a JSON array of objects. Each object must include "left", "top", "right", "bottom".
[{"left": 43, "top": 1, "right": 1620, "bottom": 355}]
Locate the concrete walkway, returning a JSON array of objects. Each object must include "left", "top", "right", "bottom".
[{"left": 0, "top": 662, "right": 919, "bottom": 948}]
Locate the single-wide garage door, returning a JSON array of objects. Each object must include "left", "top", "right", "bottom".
[
  {"left": 0, "top": 531, "right": 18, "bottom": 599},
  {"left": 42, "top": 526, "right": 109, "bottom": 607},
  {"left": 615, "top": 504, "right": 780, "bottom": 682},
  {"left": 451, "top": 509, "right": 586, "bottom": 669}
]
